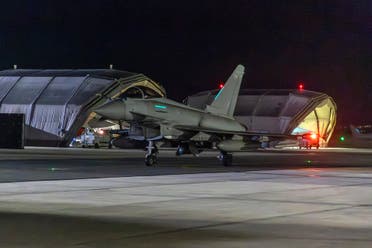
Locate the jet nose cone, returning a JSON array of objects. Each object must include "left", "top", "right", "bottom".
[{"left": 94, "top": 99, "right": 126, "bottom": 120}]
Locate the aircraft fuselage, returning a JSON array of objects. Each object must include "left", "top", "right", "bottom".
[{"left": 95, "top": 97, "right": 246, "bottom": 140}]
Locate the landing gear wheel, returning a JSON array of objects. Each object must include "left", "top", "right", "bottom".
[
  {"left": 144, "top": 141, "right": 158, "bottom": 166},
  {"left": 145, "top": 154, "right": 157, "bottom": 166},
  {"left": 219, "top": 152, "right": 233, "bottom": 167}
]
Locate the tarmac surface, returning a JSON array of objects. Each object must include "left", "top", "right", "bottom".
[{"left": 0, "top": 147, "right": 372, "bottom": 247}]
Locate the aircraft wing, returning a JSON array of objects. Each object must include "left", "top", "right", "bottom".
[
  {"left": 88, "top": 117, "right": 118, "bottom": 128},
  {"left": 173, "top": 125, "right": 296, "bottom": 139}
]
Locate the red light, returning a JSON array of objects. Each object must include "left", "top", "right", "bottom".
[
  {"left": 310, "top": 133, "right": 317, "bottom": 140},
  {"left": 219, "top": 83, "right": 224, "bottom": 89},
  {"left": 298, "top": 82, "right": 304, "bottom": 90}
]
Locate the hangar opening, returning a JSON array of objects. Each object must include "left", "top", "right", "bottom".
[
  {"left": 186, "top": 89, "right": 337, "bottom": 146},
  {"left": 0, "top": 69, "right": 165, "bottom": 147}
]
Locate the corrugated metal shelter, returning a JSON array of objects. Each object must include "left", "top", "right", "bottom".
[
  {"left": 0, "top": 69, "right": 165, "bottom": 146},
  {"left": 186, "top": 89, "right": 337, "bottom": 145}
]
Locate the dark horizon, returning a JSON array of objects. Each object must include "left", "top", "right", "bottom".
[{"left": 1, "top": 0, "right": 371, "bottom": 124}]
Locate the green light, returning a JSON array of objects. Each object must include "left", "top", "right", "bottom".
[
  {"left": 154, "top": 104, "right": 167, "bottom": 109},
  {"left": 340, "top": 136, "right": 345, "bottom": 142}
]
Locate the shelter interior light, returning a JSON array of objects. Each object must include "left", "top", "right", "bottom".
[{"left": 291, "top": 99, "right": 336, "bottom": 147}]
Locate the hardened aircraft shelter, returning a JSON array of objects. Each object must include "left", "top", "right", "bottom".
[
  {"left": 0, "top": 69, "right": 165, "bottom": 146},
  {"left": 186, "top": 89, "right": 337, "bottom": 146}
]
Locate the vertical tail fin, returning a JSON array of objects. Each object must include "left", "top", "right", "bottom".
[{"left": 206, "top": 64, "right": 245, "bottom": 117}]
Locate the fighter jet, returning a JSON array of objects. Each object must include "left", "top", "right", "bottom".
[
  {"left": 95, "top": 65, "right": 289, "bottom": 166},
  {"left": 350, "top": 125, "right": 372, "bottom": 140},
  {"left": 348, "top": 125, "right": 372, "bottom": 147}
]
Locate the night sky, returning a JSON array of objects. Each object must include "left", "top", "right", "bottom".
[{"left": 1, "top": 1, "right": 372, "bottom": 124}]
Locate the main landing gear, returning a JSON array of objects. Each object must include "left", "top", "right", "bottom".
[
  {"left": 145, "top": 141, "right": 158, "bottom": 166},
  {"left": 218, "top": 151, "right": 233, "bottom": 166}
]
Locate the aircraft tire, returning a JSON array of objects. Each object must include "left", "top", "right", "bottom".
[
  {"left": 221, "top": 153, "right": 233, "bottom": 167},
  {"left": 145, "top": 154, "right": 157, "bottom": 166}
]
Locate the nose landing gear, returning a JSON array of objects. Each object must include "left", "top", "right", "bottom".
[{"left": 145, "top": 141, "right": 158, "bottom": 166}]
